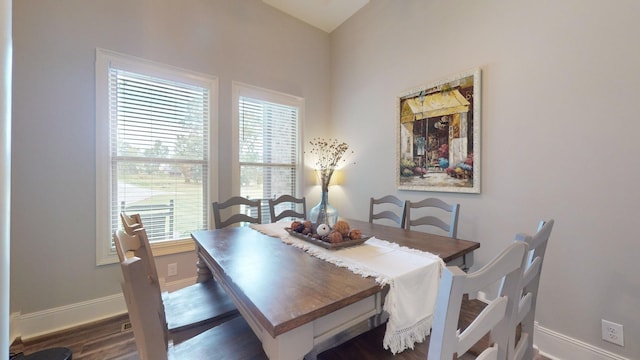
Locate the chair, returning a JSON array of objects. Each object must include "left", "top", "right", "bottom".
[
  {"left": 120, "top": 211, "right": 143, "bottom": 231},
  {"left": 117, "top": 213, "right": 158, "bottom": 283},
  {"left": 113, "top": 228, "right": 238, "bottom": 342},
  {"left": 268, "top": 195, "right": 307, "bottom": 222},
  {"left": 212, "top": 196, "right": 262, "bottom": 229},
  {"left": 119, "top": 255, "right": 267, "bottom": 360},
  {"left": 121, "top": 200, "right": 175, "bottom": 241},
  {"left": 460, "top": 219, "right": 555, "bottom": 360},
  {"left": 369, "top": 195, "right": 407, "bottom": 228},
  {"left": 317, "top": 241, "right": 528, "bottom": 360},
  {"left": 406, "top": 197, "right": 460, "bottom": 238}
]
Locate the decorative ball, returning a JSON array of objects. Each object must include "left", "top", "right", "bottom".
[
  {"left": 349, "top": 229, "right": 363, "bottom": 240},
  {"left": 303, "top": 220, "right": 312, "bottom": 230},
  {"left": 333, "top": 220, "right": 350, "bottom": 236},
  {"left": 328, "top": 231, "right": 343, "bottom": 243},
  {"left": 291, "top": 221, "right": 302, "bottom": 231},
  {"left": 316, "top": 224, "right": 331, "bottom": 236}
]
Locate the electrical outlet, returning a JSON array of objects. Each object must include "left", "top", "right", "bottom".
[
  {"left": 602, "top": 319, "right": 624, "bottom": 346},
  {"left": 167, "top": 263, "right": 178, "bottom": 277}
]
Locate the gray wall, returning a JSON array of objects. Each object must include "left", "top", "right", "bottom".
[
  {"left": 11, "top": 0, "right": 640, "bottom": 358},
  {"left": 11, "top": 0, "right": 331, "bottom": 313},
  {"left": 329, "top": 0, "right": 639, "bottom": 358}
]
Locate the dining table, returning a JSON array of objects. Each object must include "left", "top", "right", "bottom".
[{"left": 191, "top": 218, "right": 479, "bottom": 360}]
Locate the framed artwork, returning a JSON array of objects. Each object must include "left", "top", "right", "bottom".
[{"left": 397, "top": 68, "right": 481, "bottom": 193}]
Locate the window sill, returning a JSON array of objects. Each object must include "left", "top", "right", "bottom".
[{"left": 150, "top": 238, "right": 196, "bottom": 257}]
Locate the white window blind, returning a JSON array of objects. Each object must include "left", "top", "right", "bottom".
[
  {"left": 110, "top": 69, "right": 209, "bottom": 242},
  {"left": 238, "top": 95, "right": 300, "bottom": 222},
  {"left": 96, "top": 49, "right": 217, "bottom": 265}
]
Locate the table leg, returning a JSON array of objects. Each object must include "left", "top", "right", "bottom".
[
  {"left": 463, "top": 251, "right": 474, "bottom": 271},
  {"left": 261, "top": 322, "right": 314, "bottom": 360},
  {"left": 195, "top": 246, "right": 213, "bottom": 283}
]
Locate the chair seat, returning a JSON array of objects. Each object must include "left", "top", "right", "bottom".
[
  {"left": 169, "top": 316, "right": 267, "bottom": 359},
  {"left": 163, "top": 279, "right": 239, "bottom": 334}
]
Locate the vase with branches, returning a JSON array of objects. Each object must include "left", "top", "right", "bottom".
[{"left": 307, "top": 138, "right": 351, "bottom": 226}]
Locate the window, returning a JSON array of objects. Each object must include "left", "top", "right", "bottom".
[
  {"left": 96, "top": 49, "right": 217, "bottom": 265},
  {"left": 232, "top": 82, "right": 304, "bottom": 223}
]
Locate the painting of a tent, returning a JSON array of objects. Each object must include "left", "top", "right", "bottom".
[{"left": 397, "top": 68, "right": 480, "bottom": 193}]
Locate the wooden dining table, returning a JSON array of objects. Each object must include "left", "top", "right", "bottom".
[{"left": 191, "top": 219, "right": 479, "bottom": 360}]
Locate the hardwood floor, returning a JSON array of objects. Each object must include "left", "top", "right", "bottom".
[
  {"left": 10, "top": 313, "right": 551, "bottom": 359},
  {"left": 10, "top": 314, "right": 139, "bottom": 360}
]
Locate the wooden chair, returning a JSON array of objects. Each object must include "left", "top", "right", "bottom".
[
  {"left": 317, "top": 241, "right": 528, "bottom": 360},
  {"left": 406, "top": 197, "right": 460, "bottom": 238},
  {"left": 369, "top": 195, "right": 407, "bottom": 228},
  {"left": 120, "top": 211, "right": 143, "bottom": 233},
  {"left": 117, "top": 213, "right": 158, "bottom": 284},
  {"left": 113, "top": 228, "right": 238, "bottom": 342},
  {"left": 212, "top": 196, "right": 262, "bottom": 229},
  {"left": 120, "top": 255, "right": 267, "bottom": 360},
  {"left": 460, "top": 219, "right": 555, "bottom": 360},
  {"left": 121, "top": 200, "right": 175, "bottom": 241},
  {"left": 268, "top": 195, "right": 306, "bottom": 222}
]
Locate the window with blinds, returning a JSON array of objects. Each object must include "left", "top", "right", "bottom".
[
  {"left": 111, "top": 69, "right": 209, "bottom": 242},
  {"left": 237, "top": 91, "right": 302, "bottom": 223},
  {"left": 96, "top": 49, "right": 216, "bottom": 264}
]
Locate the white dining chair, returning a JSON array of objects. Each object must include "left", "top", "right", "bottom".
[
  {"left": 406, "top": 197, "right": 460, "bottom": 238},
  {"left": 369, "top": 195, "right": 407, "bottom": 228},
  {"left": 212, "top": 196, "right": 262, "bottom": 229},
  {"left": 317, "top": 241, "right": 529, "bottom": 360},
  {"left": 511, "top": 219, "right": 554, "bottom": 359},
  {"left": 459, "top": 219, "right": 555, "bottom": 360},
  {"left": 268, "top": 194, "right": 306, "bottom": 222}
]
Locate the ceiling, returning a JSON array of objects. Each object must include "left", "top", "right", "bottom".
[{"left": 262, "top": 0, "right": 369, "bottom": 33}]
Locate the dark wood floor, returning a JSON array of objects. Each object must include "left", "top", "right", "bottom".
[
  {"left": 10, "top": 313, "right": 139, "bottom": 360},
  {"left": 10, "top": 313, "right": 551, "bottom": 360}
]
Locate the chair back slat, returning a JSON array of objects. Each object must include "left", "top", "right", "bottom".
[
  {"left": 212, "top": 196, "right": 262, "bottom": 229},
  {"left": 406, "top": 197, "right": 460, "bottom": 238},
  {"left": 121, "top": 201, "right": 174, "bottom": 241},
  {"left": 369, "top": 195, "right": 407, "bottom": 228},
  {"left": 120, "top": 212, "right": 143, "bottom": 234},
  {"left": 268, "top": 195, "right": 306, "bottom": 222},
  {"left": 457, "top": 295, "right": 508, "bottom": 354}
]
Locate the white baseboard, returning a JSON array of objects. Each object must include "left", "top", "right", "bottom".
[
  {"left": 12, "top": 277, "right": 197, "bottom": 341},
  {"left": 159, "top": 276, "right": 197, "bottom": 293},
  {"left": 11, "top": 285, "right": 629, "bottom": 360},
  {"left": 535, "top": 322, "right": 630, "bottom": 360},
  {"left": 17, "top": 293, "right": 127, "bottom": 341},
  {"left": 10, "top": 312, "right": 20, "bottom": 344},
  {"left": 477, "top": 292, "right": 628, "bottom": 360}
]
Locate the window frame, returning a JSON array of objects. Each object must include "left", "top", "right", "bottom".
[
  {"left": 95, "top": 48, "right": 218, "bottom": 265},
  {"left": 231, "top": 82, "right": 305, "bottom": 211}
]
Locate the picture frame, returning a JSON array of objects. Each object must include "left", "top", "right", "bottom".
[{"left": 397, "top": 68, "right": 481, "bottom": 193}]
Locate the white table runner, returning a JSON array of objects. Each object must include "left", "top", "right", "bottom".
[{"left": 251, "top": 223, "right": 444, "bottom": 354}]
